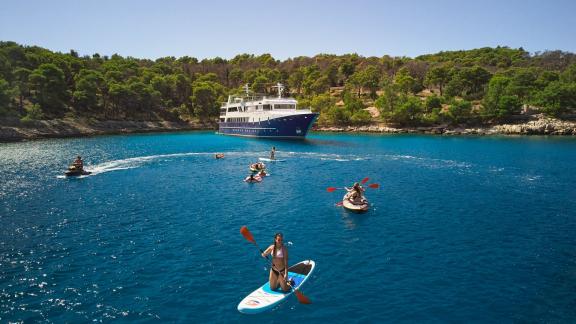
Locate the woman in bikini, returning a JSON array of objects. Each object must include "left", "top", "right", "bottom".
[
  {"left": 345, "top": 182, "right": 366, "bottom": 204},
  {"left": 261, "top": 232, "right": 289, "bottom": 292}
]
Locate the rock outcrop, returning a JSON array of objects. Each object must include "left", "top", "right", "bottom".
[
  {"left": 0, "top": 118, "right": 212, "bottom": 142},
  {"left": 317, "top": 115, "right": 576, "bottom": 136}
]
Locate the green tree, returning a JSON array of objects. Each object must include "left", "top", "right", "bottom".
[
  {"left": 28, "top": 63, "right": 68, "bottom": 117},
  {"left": 350, "top": 109, "right": 372, "bottom": 125},
  {"left": 424, "top": 65, "right": 450, "bottom": 96},
  {"left": 0, "top": 52, "right": 12, "bottom": 82},
  {"left": 534, "top": 81, "right": 576, "bottom": 116},
  {"left": 107, "top": 82, "right": 133, "bottom": 119},
  {"left": 342, "top": 91, "right": 364, "bottom": 113},
  {"left": 338, "top": 60, "right": 355, "bottom": 82},
  {"left": 446, "top": 99, "right": 472, "bottom": 124},
  {"left": 394, "top": 67, "right": 418, "bottom": 94},
  {"left": 506, "top": 68, "right": 538, "bottom": 102},
  {"left": 0, "top": 78, "right": 11, "bottom": 114},
  {"left": 322, "top": 106, "right": 350, "bottom": 125},
  {"left": 347, "top": 72, "right": 363, "bottom": 97},
  {"left": 482, "top": 76, "right": 522, "bottom": 120},
  {"left": 375, "top": 77, "right": 400, "bottom": 117},
  {"left": 446, "top": 66, "right": 492, "bottom": 99},
  {"left": 228, "top": 68, "right": 243, "bottom": 87},
  {"left": 535, "top": 70, "right": 559, "bottom": 88},
  {"left": 358, "top": 66, "right": 381, "bottom": 98},
  {"left": 389, "top": 95, "right": 424, "bottom": 125},
  {"left": 310, "top": 75, "right": 330, "bottom": 95},
  {"left": 21, "top": 104, "right": 44, "bottom": 121},
  {"left": 326, "top": 63, "right": 339, "bottom": 86},
  {"left": 128, "top": 81, "right": 161, "bottom": 119},
  {"left": 150, "top": 75, "right": 176, "bottom": 106},
  {"left": 196, "top": 73, "right": 219, "bottom": 83},
  {"left": 251, "top": 75, "right": 268, "bottom": 93},
  {"left": 309, "top": 93, "right": 335, "bottom": 113},
  {"left": 444, "top": 67, "right": 465, "bottom": 98},
  {"left": 560, "top": 63, "right": 576, "bottom": 83},
  {"left": 73, "top": 69, "right": 104, "bottom": 112},
  {"left": 12, "top": 67, "right": 30, "bottom": 113},
  {"left": 173, "top": 73, "right": 191, "bottom": 107},
  {"left": 191, "top": 81, "right": 219, "bottom": 121},
  {"left": 425, "top": 95, "right": 442, "bottom": 113},
  {"left": 288, "top": 68, "right": 305, "bottom": 95}
]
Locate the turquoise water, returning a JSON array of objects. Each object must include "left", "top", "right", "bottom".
[{"left": 1, "top": 132, "right": 576, "bottom": 322}]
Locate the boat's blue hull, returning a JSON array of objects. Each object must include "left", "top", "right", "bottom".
[{"left": 218, "top": 113, "right": 318, "bottom": 138}]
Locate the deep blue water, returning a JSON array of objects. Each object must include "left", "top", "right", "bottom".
[{"left": 1, "top": 131, "right": 576, "bottom": 322}]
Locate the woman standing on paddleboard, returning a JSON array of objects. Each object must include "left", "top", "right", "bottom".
[{"left": 261, "top": 233, "right": 289, "bottom": 292}]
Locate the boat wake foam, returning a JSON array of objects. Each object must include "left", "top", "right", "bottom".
[
  {"left": 286, "top": 151, "right": 368, "bottom": 162},
  {"left": 85, "top": 152, "right": 217, "bottom": 175},
  {"left": 70, "top": 151, "right": 266, "bottom": 177}
]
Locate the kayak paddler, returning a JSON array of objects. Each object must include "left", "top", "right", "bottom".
[{"left": 345, "top": 182, "right": 366, "bottom": 205}]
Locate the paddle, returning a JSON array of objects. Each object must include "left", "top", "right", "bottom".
[
  {"left": 361, "top": 177, "right": 370, "bottom": 184},
  {"left": 327, "top": 183, "right": 379, "bottom": 192},
  {"left": 240, "top": 226, "right": 311, "bottom": 304}
]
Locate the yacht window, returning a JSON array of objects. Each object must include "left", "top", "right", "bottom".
[
  {"left": 228, "top": 106, "right": 238, "bottom": 112},
  {"left": 263, "top": 104, "right": 271, "bottom": 110},
  {"left": 274, "top": 104, "right": 295, "bottom": 109}
]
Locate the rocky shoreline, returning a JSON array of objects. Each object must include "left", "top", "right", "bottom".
[
  {"left": 0, "top": 118, "right": 213, "bottom": 142},
  {"left": 1, "top": 115, "right": 575, "bottom": 142},
  {"left": 317, "top": 115, "right": 576, "bottom": 136}
]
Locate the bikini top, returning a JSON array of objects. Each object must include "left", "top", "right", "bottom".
[{"left": 273, "top": 246, "right": 284, "bottom": 258}]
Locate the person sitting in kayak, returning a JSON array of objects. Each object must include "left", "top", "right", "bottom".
[
  {"left": 261, "top": 232, "right": 289, "bottom": 292},
  {"left": 70, "top": 156, "right": 84, "bottom": 171},
  {"left": 345, "top": 182, "right": 366, "bottom": 204},
  {"left": 258, "top": 170, "right": 267, "bottom": 177}
]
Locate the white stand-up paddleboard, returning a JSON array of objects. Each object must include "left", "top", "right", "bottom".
[
  {"left": 238, "top": 260, "right": 315, "bottom": 314},
  {"left": 258, "top": 157, "right": 285, "bottom": 162}
]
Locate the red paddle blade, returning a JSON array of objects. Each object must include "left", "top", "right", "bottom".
[
  {"left": 335, "top": 201, "right": 343, "bottom": 206},
  {"left": 294, "top": 290, "right": 311, "bottom": 304},
  {"left": 326, "top": 187, "right": 337, "bottom": 192},
  {"left": 240, "top": 226, "right": 255, "bottom": 244},
  {"left": 368, "top": 183, "right": 379, "bottom": 189},
  {"left": 361, "top": 177, "right": 370, "bottom": 184}
]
